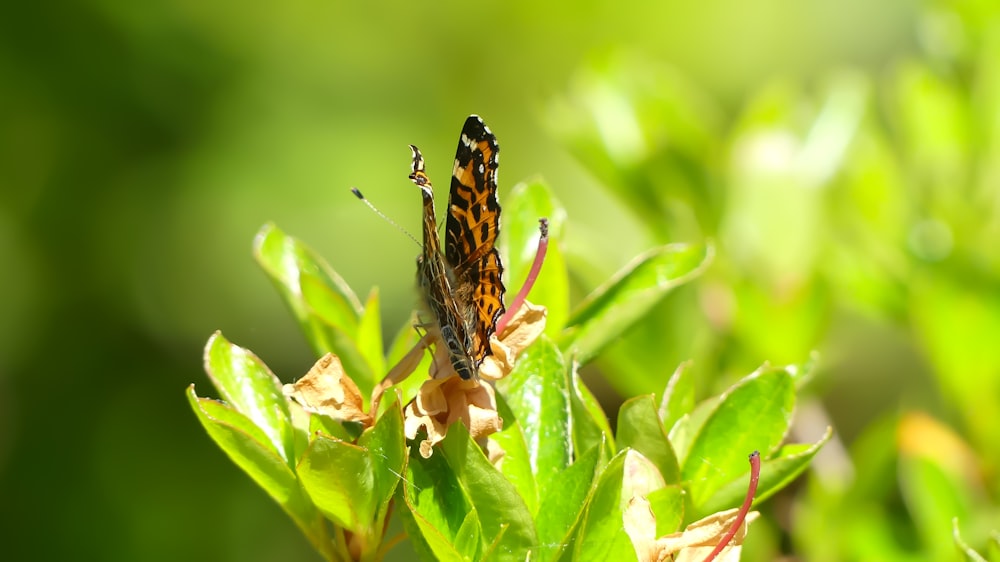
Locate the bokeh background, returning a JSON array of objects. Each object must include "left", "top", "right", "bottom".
[{"left": 3, "top": 0, "right": 999, "bottom": 560}]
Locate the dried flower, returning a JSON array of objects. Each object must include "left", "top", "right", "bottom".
[{"left": 399, "top": 300, "right": 546, "bottom": 457}]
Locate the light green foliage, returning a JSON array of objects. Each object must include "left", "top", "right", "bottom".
[
  {"left": 546, "top": 2, "right": 1000, "bottom": 559},
  {"left": 193, "top": 3, "right": 1000, "bottom": 560},
  {"left": 192, "top": 180, "right": 822, "bottom": 560}
]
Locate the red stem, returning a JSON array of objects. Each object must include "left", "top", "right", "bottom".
[
  {"left": 702, "top": 451, "right": 761, "bottom": 562},
  {"left": 497, "top": 218, "right": 548, "bottom": 334}
]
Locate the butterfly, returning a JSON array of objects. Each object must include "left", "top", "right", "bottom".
[{"left": 408, "top": 115, "right": 506, "bottom": 380}]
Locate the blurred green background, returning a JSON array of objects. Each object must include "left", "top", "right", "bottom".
[{"left": 3, "top": 0, "right": 999, "bottom": 560}]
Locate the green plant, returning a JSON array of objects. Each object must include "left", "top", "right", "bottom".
[{"left": 189, "top": 180, "right": 824, "bottom": 561}]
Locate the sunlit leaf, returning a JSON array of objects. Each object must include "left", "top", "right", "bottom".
[
  {"left": 617, "top": 394, "right": 680, "bottom": 484},
  {"left": 561, "top": 243, "right": 713, "bottom": 364},
  {"left": 574, "top": 450, "right": 655, "bottom": 561},
  {"left": 253, "top": 223, "right": 373, "bottom": 385},
  {"left": 493, "top": 394, "right": 539, "bottom": 515},
  {"left": 186, "top": 387, "right": 335, "bottom": 559},
  {"left": 403, "top": 444, "right": 475, "bottom": 558},
  {"left": 681, "top": 366, "right": 795, "bottom": 507},
  {"left": 297, "top": 433, "right": 373, "bottom": 531},
  {"left": 203, "top": 332, "right": 295, "bottom": 463},
  {"left": 647, "top": 485, "right": 685, "bottom": 537},
  {"left": 440, "top": 422, "right": 538, "bottom": 561},
  {"left": 569, "top": 361, "right": 616, "bottom": 459},
  {"left": 360, "top": 402, "right": 406, "bottom": 530},
  {"left": 495, "top": 336, "right": 572, "bottom": 499},
  {"left": 535, "top": 444, "right": 602, "bottom": 562},
  {"left": 659, "top": 360, "right": 694, "bottom": 432},
  {"left": 356, "top": 287, "right": 385, "bottom": 389},
  {"left": 698, "top": 427, "right": 831, "bottom": 517}
]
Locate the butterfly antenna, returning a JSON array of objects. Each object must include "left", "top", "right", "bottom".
[{"left": 351, "top": 187, "right": 421, "bottom": 247}]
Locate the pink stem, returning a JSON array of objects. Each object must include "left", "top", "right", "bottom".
[
  {"left": 497, "top": 218, "right": 549, "bottom": 334},
  {"left": 703, "top": 451, "right": 761, "bottom": 562}
]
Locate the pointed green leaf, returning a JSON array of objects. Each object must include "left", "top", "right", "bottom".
[
  {"left": 298, "top": 275, "right": 375, "bottom": 390},
  {"left": 617, "top": 395, "right": 680, "bottom": 484},
  {"left": 187, "top": 387, "right": 335, "bottom": 559},
  {"left": 535, "top": 444, "right": 602, "bottom": 562},
  {"left": 681, "top": 366, "right": 795, "bottom": 507},
  {"left": 440, "top": 422, "right": 538, "bottom": 561},
  {"left": 698, "top": 427, "right": 830, "bottom": 517},
  {"left": 574, "top": 450, "right": 648, "bottom": 562},
  {"left": 668, "top": 394, "right": 720, "bottom": 466},
  {"left": 397, "top": 498, "right": 467, "bottom": 562},
  {"left": 403, "top": 445, "right": 473, "bottom": 557},
  {"left": 307, "top": 409, "right": 357, "bottom": 442},
  {"left": 495, "top": 336, "right": 572, "bottom": 498},
  {"left": 203, "top": 332, "right": 294, "bottom": 463},
  {"left": 356, "top": 287, "right": 385, "bottom": 387},
  {"left": 561, "top": 243, "right": 713, "bottom": 364},
  {"left": 493, "top": 394, "right": 538, "bottom": 515},
  {"left": 568, "top": 361, "right": 615, "bottom": 457},
  {"left": 658, "top": 360, "right": 694, "bottom": 431},
  {"left": 647, "top": 485, "right": 684, "bottom": 537},
  {"left": 253, "top": 223, "right": 372, "bottom": 385},
  {"left": 359, "top": 402, "right": 406, "bottom": 528},
  {"left": 454, "top": 509, "right": 484, "bottom": 561},
  {"left": 297, "top": 433, "right": 373, "bottom": 531},
  {"left": 501, "top": 180, "right": 570, "bottom": 334}
]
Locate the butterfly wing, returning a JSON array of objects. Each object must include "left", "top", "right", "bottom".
[{"left": 445, "top": 115, "right": 506, "bottom": 366}]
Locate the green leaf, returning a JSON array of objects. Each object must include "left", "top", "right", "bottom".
[
  {"left": 297, "top": 433, "right": 374, "bottom": 531},
  {"left": 356, "top": 287, "right": 386, "bottom": 388},
  {"left": 493, "top": 394, "right": 539, "bottom": 515},
  {"left": 187, "top": 387, "right": 335, "bottom": 560},
  {"left": 568, "top": 361, "right": 615, "bottom": 458},
  {"left": 560, "top": 243, "right": 713, "bottom": 364},
  {"left": 617, "top": 395, "right": 680, "bottom": 484},
  {"left": 397, "top": 501, "right": 467, "bottom": 562},
  {"left": 308, "top": 409, "right": 358, "bottom": 443},
  {"left": 698, "top": 427, "right": 831, "bottom": 517},
  {"left": 253, "top": 223, "right": 374, "bottom": 386},
  {"left": 299, "top": 275, "right": 375, "bottom": 391},
  {"left": 574, "top": 450, "right": 659, "bottom": 562},
  {"left": 440, "top": 422, "right": 538, "bottom": 561},
  {"left": 668, "top": 394, "right": 721, "bottom": 466},
  {"left": 402, "top": 445, "right": 474, "bottom": 560},
  {"left": 658, "top": 360, "right": 694, "bottom": 431},
  {"left": 535, "top": 444, "right": 602, "bottom": 562},
  {"left": 681, "top": 366, "right": 795, "bottom": 507},
  {"left": 454, "top": 509, "right": 484, "bottom": 561},
  {"left": 359, "top": 402, "right": 406, "bottom": 532},
  {"left": 647, "top": 485, "right": 684, "bottom": 537},
  {"left": 202, "top": 332, "right": 294, "bottom": 463},
  {"left": 501, "top": 180, "right": 570, "bottom": 334},
  {"left": 495, "top": 336, "right": 572, "bottom": 499}
]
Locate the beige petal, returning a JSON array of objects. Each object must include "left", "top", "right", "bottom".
[
  {"left": 652, "top": 509, "right": 759, "bottom": 562},
  {"left": 283, "top": 353, "right": 370, "bottom": 425},
  {"left": 480, "top": 301, "right": 547, "bottom": 381}
]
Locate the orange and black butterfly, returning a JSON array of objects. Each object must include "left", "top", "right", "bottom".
[{"left": 408, "top": 115, "right": 505, "bottom": 380}]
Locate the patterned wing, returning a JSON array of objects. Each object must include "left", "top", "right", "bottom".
[
  {"left": 409, "top": 144, "right": 477, "bottom": 380},
  {"left": 445, "top": 115, "right": 506, "bottom": 365}
]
